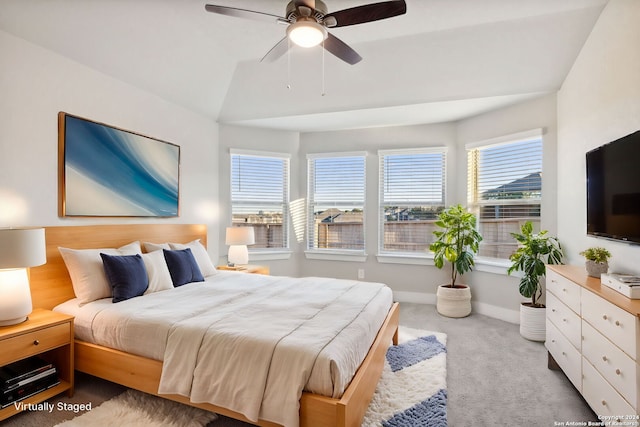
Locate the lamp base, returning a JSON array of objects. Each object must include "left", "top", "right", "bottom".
[
  {"left": 0, "top": 315, "right": 28, "bottom": 326},
  {"left": 228, "top": 245, "right": 249, "bottom": 265}
]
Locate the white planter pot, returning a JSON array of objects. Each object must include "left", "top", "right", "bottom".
[
  {"left": 519, "top": 303, "right": 546, "bottom": 341},
  {"left": 436, "top": 284, "right": 471, "bottom": 318}
]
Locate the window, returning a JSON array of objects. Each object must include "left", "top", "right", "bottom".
[
  {"left": 230, "top": 150, "right": 289, "bottom": 250},
  {"left": 379, "top": 148, "right": 447, "bottom": 255},
  {"left": 307, "top": 153, "right": 366, "bottom": 252},
  {"left": 467, "top": 131, "right": 543, "bottom": 259}
]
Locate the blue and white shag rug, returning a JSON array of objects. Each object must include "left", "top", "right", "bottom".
[
  {"left": 362, "top": 326, "right": 448, "bottom": 427},
  {"left": 55, "top": 327, "right": 446, "bottom": 427}
]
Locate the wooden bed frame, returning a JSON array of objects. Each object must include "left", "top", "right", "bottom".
[{"left": 29, "top": 224, "right": 400, "bottom": 427}]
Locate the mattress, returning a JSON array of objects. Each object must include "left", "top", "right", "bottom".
[{"left": 53, "top": 271, "right": 393, "bottom": 400}]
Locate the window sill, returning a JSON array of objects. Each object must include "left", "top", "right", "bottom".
[
  {"left": 473, "top": 257, "right": 513, "bottom": 276},
  {"left": 248, "top": 251, "right": 292, "bottom": 261},
  {"left": 376, "top": 253, "right": 435, "bottom": 266},
  {"left": 304, "top": 251, "right": 368, "bottom": 262}
]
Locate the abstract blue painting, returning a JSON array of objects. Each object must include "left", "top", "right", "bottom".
[{"left": 59, "top": 113, "right": 180, "bottom": 217}]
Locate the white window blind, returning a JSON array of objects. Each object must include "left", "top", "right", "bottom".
[
  {"left": 379, "top": 148, "right": 447, "bottom": 254},
  {"left": 467, "top": 134, "right": 543, "bottom": 259},
  {"left": 307, "top": 153, "right": 366, "bottom": 252},
  {"left": 231, "top": 150, "right": 289, "bottom": 250}
]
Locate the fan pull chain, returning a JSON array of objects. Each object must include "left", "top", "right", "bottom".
[
  {"left": 321, "top": 40, "right": 326, "bottom": 96},
  {"left": 287, "top": 38, "right": 292, "bottom": 90}
]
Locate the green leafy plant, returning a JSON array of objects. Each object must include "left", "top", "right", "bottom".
[
  {"left": 579, "top": 247, "right": 611, "bottom": 264},
  {"left": 507, "top": 221, "right": 564, "bottom": 307},
  {"left": 430, "top": 204, "right": 483, "bottom": 287}
]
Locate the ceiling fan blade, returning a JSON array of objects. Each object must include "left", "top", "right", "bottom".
[
  {"left": 261, "top": 37, "right": 289, "bottom": 63},
  {"left": 323, "top": 0, "right": 406, "bottom": 28},
  {"left": 204, "top": 4, "right": 285, "bottom": 24},
  {"left": 323, "top": 33, "right": 362, "bottom": 65}
]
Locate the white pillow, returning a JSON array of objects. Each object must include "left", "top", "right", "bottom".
[
  {"left": 143, "top": 241, "right": 171, "bottom": 252},
  {"left": 169, "top": 239, "right": 217, "bottom": 277},
  {"left": 59, "top": 241, "right": 142, "bottom": 305},
  {"left": 141, "top": 250, "right": 174, "bottom": 294}
]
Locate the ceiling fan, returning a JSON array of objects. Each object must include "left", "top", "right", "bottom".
[{"left": 204, "top": 0, "right": 407, "bottom": 65}]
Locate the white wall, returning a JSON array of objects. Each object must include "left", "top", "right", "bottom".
[
  {"left": 557, "top": 0, "right": 640, "bottom": 273},
  {"left": 0, "top": 30, "right": 220, "bottom": 258}
]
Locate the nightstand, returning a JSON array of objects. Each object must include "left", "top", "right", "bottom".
[
  {"left": 0, "top": 309, "right": 74, "bottom": 421},
  {"left": 217, "top": 264, "right": 270, "bottom": 275}
]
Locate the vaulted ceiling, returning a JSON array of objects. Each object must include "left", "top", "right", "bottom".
[{"left": 0, "top": 0, "right": 608, "bottom": 131}]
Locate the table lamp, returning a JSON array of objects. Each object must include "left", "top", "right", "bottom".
[
  {"left": 0, "top": 228, "right": 46, "bottom": 326},
  {"left": 225, "top": 227, "right": 255, "bottom": 266}
]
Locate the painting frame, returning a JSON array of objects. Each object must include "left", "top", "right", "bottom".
[{"left": 58, "top": 112, "right": 181, "bottom": 217}]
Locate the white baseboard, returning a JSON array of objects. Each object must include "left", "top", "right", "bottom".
[{"left": 393, "top": 291, "right": 520, "bottom": 325}]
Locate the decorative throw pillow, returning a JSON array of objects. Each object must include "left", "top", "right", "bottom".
[
  {"left": 169, "top": 239, "right": 217, "bottom": 277},
  {"left": 143, "top": 242, "right": 171, "bottom": 253},
  {"left": 100, "top": 253, "right": 149, "bottom": 303},
  {"left": 163, "top": 248, "right": 204, "bottom": 287},
  {"left": 141, "top": 250, "right": 174, "bottom": 294},
  {"left": 59, "top": 241, "right": 142, "bottom": 305}
]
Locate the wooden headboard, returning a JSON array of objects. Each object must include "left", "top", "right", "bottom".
[{"left": 29, "top": 224, "right": 208, "bottom": 310}]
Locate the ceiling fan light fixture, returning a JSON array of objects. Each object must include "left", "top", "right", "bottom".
[{"left": 287, "top": 19, "right": 327, "bottom": 48}]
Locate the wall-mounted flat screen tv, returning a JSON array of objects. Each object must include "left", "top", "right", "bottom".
[{"left": 586, "top": 130, "right": 640, "bottom": 244}]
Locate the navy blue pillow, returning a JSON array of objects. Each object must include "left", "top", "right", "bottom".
[
  {"left": 163, "top": 248, "right": 204, "bottom": 287},
  {"left": 100, "top": 253, "right": 149, "bottom": 303}
]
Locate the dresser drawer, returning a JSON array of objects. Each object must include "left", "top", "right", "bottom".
[
  {"left": 583, "top": 357, "right": 636, "bottom": 417},
  {"left": 582, "top": 320, "right": 638, "bottom": 408},
  {"left": 547, "top": 270, "right": 581, "bottom": 314},
  {"left": 582, "top": 290, "right": 639, "bottom": 360},
  {"left": 0, "top": 323, "right": 71, "bottom": 366},
  {"left": 547, "top": 291, "right": 581, "bottom": 349},
  {"left": 546, "top": 319, "right": 582, "bottom": 391}
]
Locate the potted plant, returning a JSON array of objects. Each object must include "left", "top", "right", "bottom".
[
  {"left": 579, "top": 247, "right": 611, "bottom": 278},
  {"left": 430, "top": 204, "right": 482, "bottom": 318},
  {"left": 507, "top": 221, "right": 563, "bottom": 341}
]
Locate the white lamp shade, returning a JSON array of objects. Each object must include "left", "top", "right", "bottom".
[
  {"left": 225, "top": 227, "right": 255, "bottom": 246},
  {"left": 0, "top": 269, "right": 33, "bottom": 326},
  {"left": 0, "top": 228, "right": 46, "bottom": 269}
]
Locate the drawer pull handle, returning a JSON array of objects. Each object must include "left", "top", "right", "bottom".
[
  {"left": 601, "top": 400, "right": 607, "bottom": 406},
  {"left": 562, "top": 288, "right": 567, "bottom": 292},
  {"left": 562, "top": 351, "right": 566, "bottom": 356},
  {"left": 615, "top": 320, "right": 620, "bottom": 326},
  {"left": 602, "top": 356, "right": 608, "bottom": 362},
  {"left": 552, "top": 309, "right": 556, "bottom": 312},
  {"left": 33, "top": 339, "right": 40, "bottom": 346},
  {"left": 563, "top": 318, "right": 567, "bottom": 322},
  {"left": 603, "top": 314, "right": 608, "bottom": 320},
  {"left": 616, "top": 369, "right": 621, "bottom": 375}
]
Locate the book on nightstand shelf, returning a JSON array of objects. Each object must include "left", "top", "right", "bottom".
[
  {"left": 601, "top": 273, "right": 640, "bottom": 299},
  {"left": 0, "top": 356, "right": 59, "bottom": 408}
]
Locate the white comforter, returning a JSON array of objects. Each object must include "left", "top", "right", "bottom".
[{"left": 54, "top": 272, "right": 393, "bottom": 427}]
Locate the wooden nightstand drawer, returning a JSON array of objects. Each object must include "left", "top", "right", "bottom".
[{"left": 0, "top": 323, "right": 70, "bottom": 366}]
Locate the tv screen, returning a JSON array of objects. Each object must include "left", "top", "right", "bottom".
[{"left": 586, "top": 130, "right": 640, "bottom": 244}]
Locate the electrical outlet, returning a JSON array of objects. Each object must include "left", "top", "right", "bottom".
[{"left": 357, "top": 269, "right": 365, "bottom": 280}]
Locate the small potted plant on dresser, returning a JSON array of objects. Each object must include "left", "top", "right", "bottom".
[
  {"left": 579, "top": 247, "right": 611, "bottom": 278},
  {"left": 430, "top": 204, "right": 483, "bottom": 318},
  {"left": 507, "top": 221, "right": 564, "bottom": 341}
]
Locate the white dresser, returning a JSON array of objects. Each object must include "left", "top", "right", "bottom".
[{"left": 546, "top": 265, "right": 640, "bottom": 418}]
